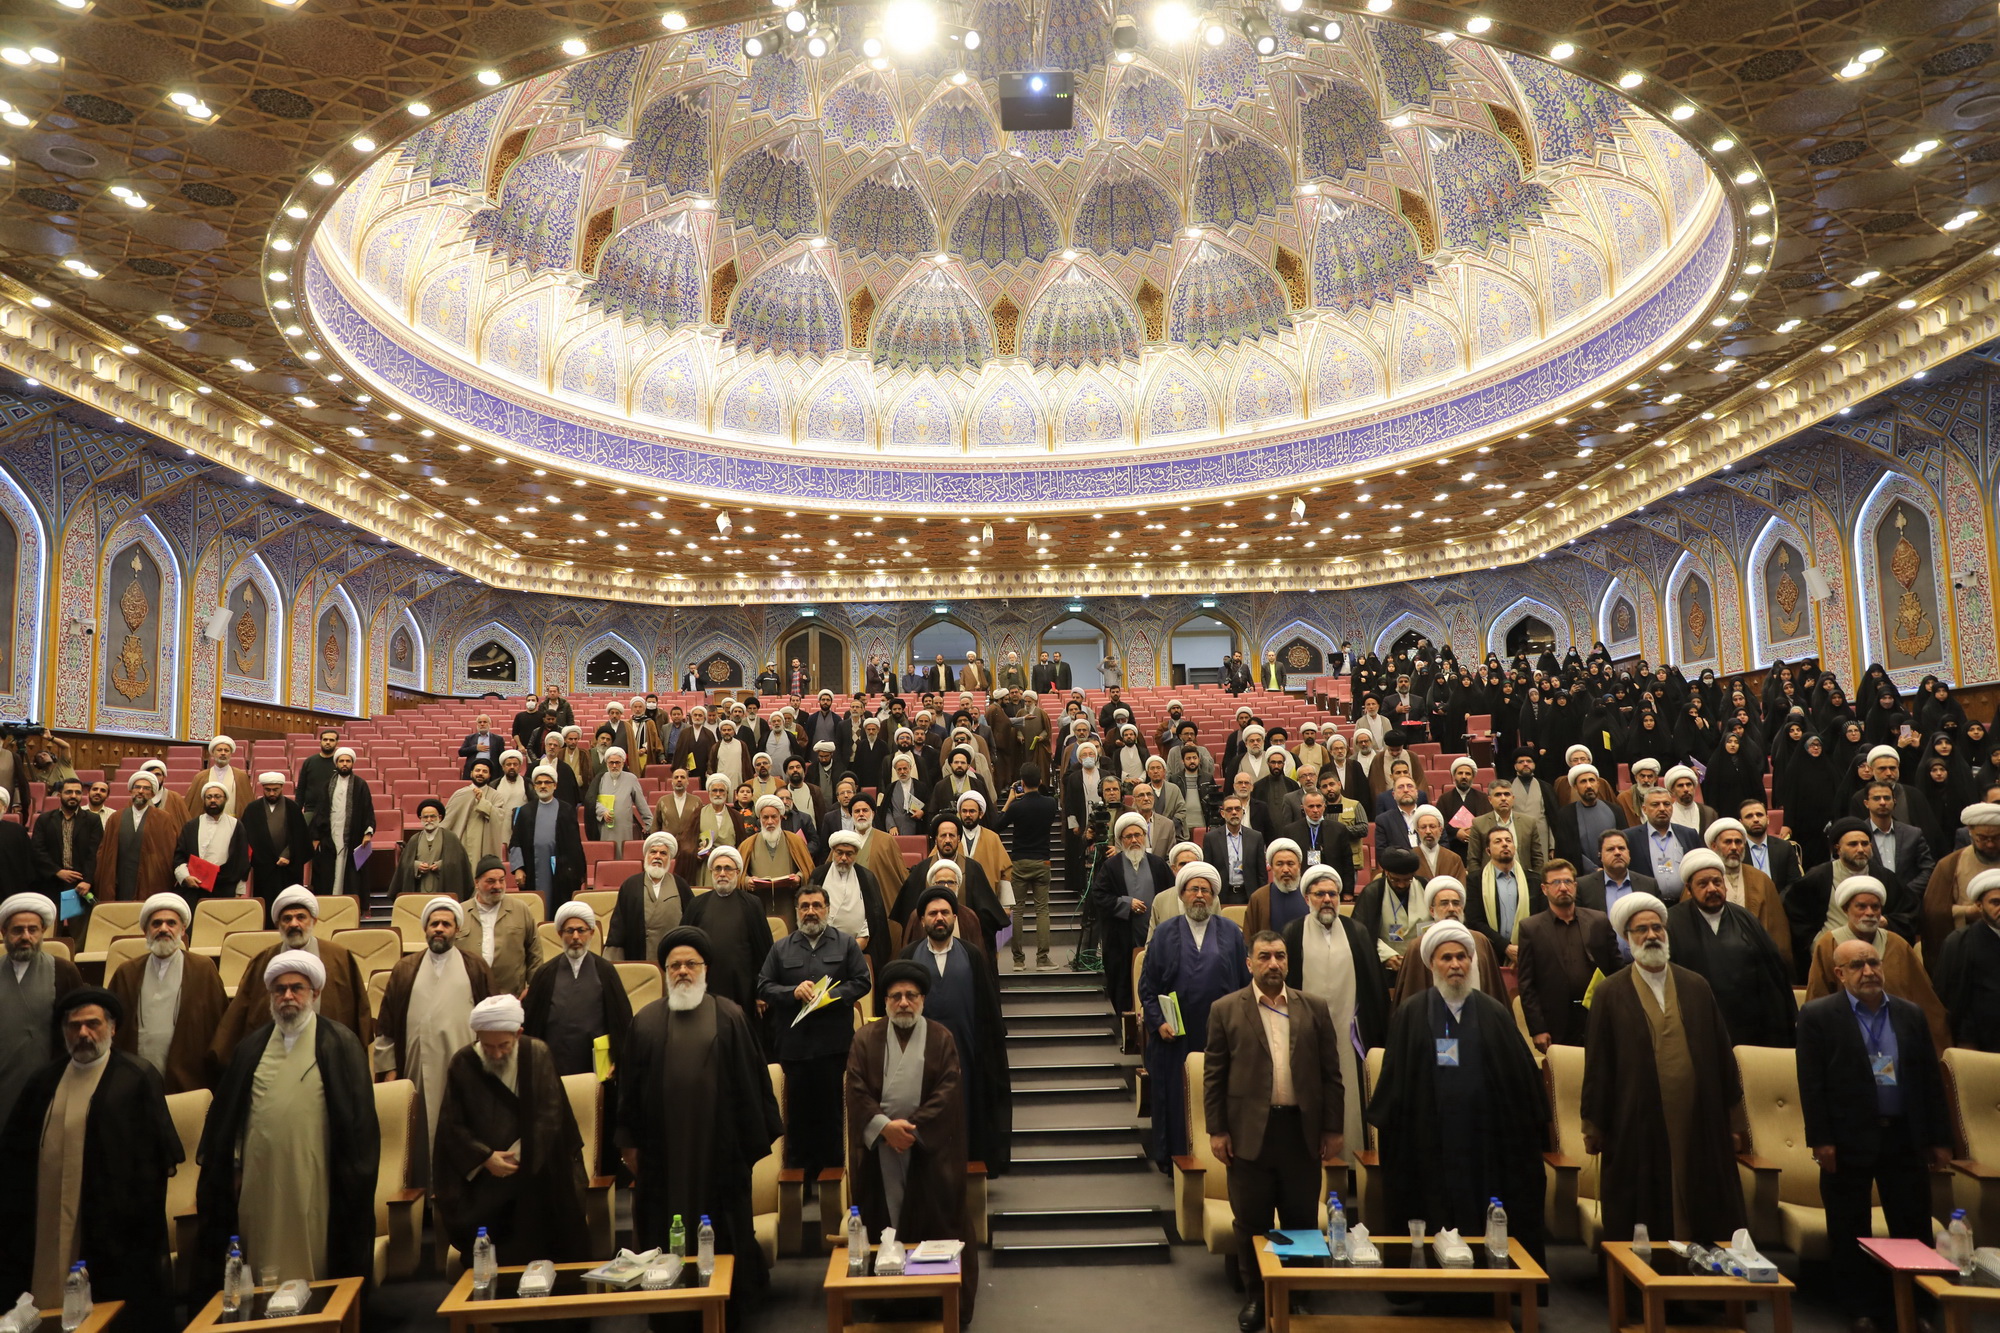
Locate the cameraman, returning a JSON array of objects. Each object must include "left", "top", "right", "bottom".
[
  {"left": 24, "top": 728, "right": 75, "bottom": 792},
  {"left": 994, "top": 763, "right": 1059, "bottom": 970}
]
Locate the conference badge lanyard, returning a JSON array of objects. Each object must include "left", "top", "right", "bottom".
[{"left": 1859, "top": 1003, "right": 1896, "bottom": 1086}]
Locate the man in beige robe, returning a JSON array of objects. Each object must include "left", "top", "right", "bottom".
[
  {"left": 1704, "top": 817, "right": 1792, "bottom": 969},
  {"left": 1805, "top": 875, "right": 1951, "bottom": 1050},
  {"left": 374, "top": 897, "right": 490, "bottom": 1151},
  {"left": 739, "top": 795, "right": 814, "bottom": 928},
  {"left": 184, "top": 734, "right": 252, "bottom": 819},
  {"left": 443, "top": 759, "right": 507, "bottom": 875},
  {"left": 956, "top": 789, "right": 1013, "bottom": 906},
  {"left": 210, "top": 886, "right": 372, "bottom": 1065},
  {"left": 459, "top": 857, "right": 540, "bottom": 995},
  {"left": 849, "top": 793, "right": 912, "bottom": 928}
]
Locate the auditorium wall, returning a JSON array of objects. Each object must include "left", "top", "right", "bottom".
[{"left": 3, "top": 353, "right": 2000, "bottom": 738}]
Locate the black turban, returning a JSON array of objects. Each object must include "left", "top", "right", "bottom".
[
  {"left": 914, "top": 885, "right": 961, "bottom": 920},
  {"left": 1825, "top": 816, "right": 1871, "bottom": 848},
  {"left": 56, "top": 985, "right": 123, "bottom": 1025},
  {"left": 658, "top": 925, "right": 713, "bottom": 964},
  {"left": 878, "top": 959, "right": 931, "bottom": 995},
  {"left": 1378, "top": 847, "right": 1421, "bottom": 875},
  {"left": 418, "top": 796, "right": 446, "bottom": 817}
]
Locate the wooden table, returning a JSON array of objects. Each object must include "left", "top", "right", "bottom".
[
  {"left": 1254, "top": 1235, "right": 1546, "bottom": 1333},
  {"left": 31, "top": 1299, "right": 121, "bottom": 1332},
  {"left": 183, "top": 1279, "right": 364, "bottom": 1333},
  {"left": 823, "top": 1245, "right": 962, "bottom": 1333},
  {"left": 436, "top": 1258, "right": 732, "bottom": 1333},
  {"left": 1601, "top": 1241, "right": 1793, "bottom": 1333},
  {"left": 1916, "top": 1273, "right": 2000, "bottom": 1333}
]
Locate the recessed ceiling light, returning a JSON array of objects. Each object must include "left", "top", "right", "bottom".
[{"left": 476, "top": 69, "right": 501, "bottom": 85}]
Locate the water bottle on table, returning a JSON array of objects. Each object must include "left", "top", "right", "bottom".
[
  {"left": 60, "top": 1262, "right": 90, "bottom": 1333},
  {"left": 1326, "top": 1192, "right": 1347, "bottom": 1265},
  {"left": 222, "top": 1238, "right": 246, "bottom": 1314},
  {"left": 1484, "top": 1198, "right": 1508, "bottom": 1262},
  {"left": 1949, "top": 1209, "right": 1974, "bottom": 1275},
  {"left": 847, "top": 1206, "right": 868, "bottom": 1275},
  {"left": 697, "top": 1216, "right": 715, "bottom": 1279},
  {"left": 670, "top": 1213, "right": 686, "bottom": 1257},
  {"left": 472, "top": 1227, "right": 497, "bottom": 1292}
]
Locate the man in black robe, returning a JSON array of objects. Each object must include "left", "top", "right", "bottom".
[
  {"left": 618, "top": 926, "right": 782, "bottom": 1298},
  {"left": 684, "top": 845, "right": 773, "bottom": 1022},
  {"left": 195, "top": 948, "right": 379, "bottom": 1301},
  {"left": 1087, "top": 812, "right": 1173, "bottom": 1011},
  {"left": 888, "top": 886, "right": 1013, "bottom": 1174},
  {"left": 0, "top": 986, "right": 181, "bottom": 1332},
  {"left": 760, "top": 883, "right": 871, "bottom": 1184},
  {"left": 432, "top": 994, "right": 591, "bottom": 1264},
  {"left": 242, "top": 772, "right": 311, "bottom": 906},
  {"left": 804, "top": 832, "right": 893, "bottom": 979},
  {"left": 847, "top": 959, "right": 977, "bottom": 1322},
  {"left": 889, "top": 818, "right": 1009, "bottom": 966},
  {"left": 521, "top": 901, "right": 633, "bottom": 1077},
  {"left": 307, "top": 747, "right": 374, "bottom": 897},
  {"left": 509, "top": 766, "right": 584, "bottom": 911},
  {"left": 1934, "top": 867, "right": 2000, "bottom": 1050},
  {"left": 1666, "top": 849, "right": 1797, "bottom": 1048},
  {"left": 1367, "top": 923, "right": 1549, "bottom": 1266}
]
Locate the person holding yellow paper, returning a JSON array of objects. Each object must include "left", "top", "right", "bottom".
[
  {"left": 582, "top": 746, "right": 650, "bottom": 852},
  {"left": 1513, "top": 859, "right": 1620, "bottom": 1052},
  {"left": 759, "top": 882, "right": 870, "bottom": 1184},
  {"left": 521, "top": 901, "right": 633, "bottom": 1078}
]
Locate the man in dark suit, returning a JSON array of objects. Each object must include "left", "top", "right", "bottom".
[
  {"left": 241, "top": 772, "right": 311, "bottom": 906},
  {"left": 1030, "top": 652, "right": 1055, "bottom": 694},
  {"left": 1575, "top": 828, "right": 1662, "bottom": 923},
  {"left": 1222, "top": 650, "right": 1252, "bottom": 695},
  {"left": 31, "top": 776, "right": 97, "bottom": 902},
  {"left": 1797, "top": 935, "right": 1953, "bottom": 1333},
  {"left": 1278, "top": 791, "right": 1356, "bottom": 899},
  {"left": 1848, "top": 746, "right": 1944, "bottom": 850},
  {"left": 1516, "top": 859, "right": 1621, "bottom": 1051},
  {"left": 1464, "top": 824, "right": 1542, "bottom": 965},
  {"left": 1372, "top": 776, "right": 1425, "bottom": 860},
  {"left": 680, "top": 662, "right": 702, "bottom": 693},
  {"left": 1860, "top": 779, "right": 1934, "bottom": 910},
  {"left": 1204, "top": 929, "right": 1345, "bottom": 1333},
  {"left": 1621, "top": 787, "right": 1702, "bottom": 900},
  {"left": 508, "top": 766, "right": 585, "bottom": 910},
  {"left": 1203, "top": 793, "right": 1266, "bottom": 906},
  {"left": 457, "top": 713, "right": 507, "bottom": 780},
  {"left": 1049, "top": 652, "right": 1073, "bottom": 691},
  {"left": 1739, "top": 797, "right": 1800, "bottom": 894},
  {"left": 924, "top": 654, "right": 954, "bottom": 692}
]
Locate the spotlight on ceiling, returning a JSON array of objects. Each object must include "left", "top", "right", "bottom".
[
  {"left": 1238, "top": 10, "right": 1275, "bottom": 54},
  {"left": 1200, "top": 11, "right": 1228, "bottom": 45},
  {"left": 1151, "top": 0, "right": 1197, "bottom": 42},
  {"left": 1291, "top": 13, "right": 1340, "bottom": 41},
  {"left": 1113, "top": 12, "right": 1139, "bottom": 50},
  {"left": 783, "top": 7, "right": 808, "bottom": 32},
  {"left": 881, "top": 0, "right": 938, "bottom": 53},
  {"left": 802, "top": 17, "right": 837, "bottom": 56},
  {"left": 742, "top": 24, "right": 786, "bottom": 56}
]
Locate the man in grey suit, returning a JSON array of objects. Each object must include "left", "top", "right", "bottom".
[
  {"left": 1464, "top": 781, "right": 1547, "bottom": 878},
  {"left": 1621, "top": 787, "right": 1702, "bottom": 901},
  {"left": 1204, "top": 929, "right": 1344, "bottom": 1333}
]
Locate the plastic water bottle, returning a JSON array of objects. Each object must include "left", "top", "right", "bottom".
[
  {"left": 697, "top": 1216, "right": 715, "bottom": 1279},
  {"left": 222, "top": 1237, "right": 246, "bottom": 1314},
  {"left": 1631, "top": 1223, "right": 1651, "bottom": 1262},
  {"left": 670, "top": 1214, "right": 686, "bottom": 1257},
  {"left": 60, "top": 1263, "right": 89, "bottom": 1333},
  {"left": 1326, "top": 1192, "right": 1348, "bottom": 1265},
  {"left": 1950, "top": 1210, "right": 1974, "bottom": 1275},
  {"left": 472, "top": 1227, "right": 497, "bottom": 1292},
  {"left": 846, "top": 1206, "right": 868, "bottom": 1275},
  {"left": 1484, "top": 1198, "right": 1508, "bottom": 1262}
]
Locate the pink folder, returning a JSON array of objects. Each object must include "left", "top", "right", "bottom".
[{"left": 1857, "top": 1238, "right": 1957, "bottom": 1273}]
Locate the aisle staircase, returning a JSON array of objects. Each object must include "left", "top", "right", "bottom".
[{"left": 989, "top": 856, "right": 1174, "bottom": 1265}]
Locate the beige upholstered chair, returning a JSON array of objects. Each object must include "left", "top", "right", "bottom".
[
  {"left": 102, "top": 934, "right": 150, "bottom": 977},
  {"left": 1173, "top": 1051, "right": 1232, "bottom": 1254},
  {"left": 537, "top": 919, "right": 603, "bottom": 957},
  {"left": 40, "top": 936, "right": 70, "bottom": 962},
  {"left": 371, "top": 1078, "right": 425, "bottom": 1283},
  {"left": 1541, "top": 1043, "right": 1600, "bottom": 1247},
  {"left": 767, "top": 915, "right": 787, "bottom": 943},
  {"left": 313, "top": 894, "right": 360, "bottom": 941},
  {"left": 334, "top": 927, "right": 402, "bottom": 982},
  {"left": 1944, "top": 1048, "right": 2000, "bottom": 1246},
  {"left": 577, "top": 890, "right": 619, "bottom": 926},
  {"left": 1351, "top": 1047, "right": 1389, "bottom": 1233},
  {"left": 388, "top": 894, "right": 436, "bottom": 953},
  {"left": 367, "top": 969, "right": 391, "bottom": 1017},
  {"left": 561, "top": 1072, "right": 618, "bottom": 1258},
  {"left": 614, "top": 961, "right": 662, "bottom": 1010},
  {"left": 165, "top": 1088, "right": 211, "bottom": 1291},
  {"left": 1221, "top": 905, "right": 1247, "bottom": 931},
  {"left": 755, "top": 1063, "right": 785, "bottom": 1266},
  {"left": 191, "top": 898, "right": 264, "bottom": 959},
  {"left": 217, "top": 930, "right": 278, "bottom": 997},
  {"left": 75, "top": 901, "right": 142, "bottom": 967}
]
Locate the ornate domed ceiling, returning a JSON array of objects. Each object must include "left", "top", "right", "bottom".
[{"left": 302, "top": 8, "right": 1733, "bottom": 513}]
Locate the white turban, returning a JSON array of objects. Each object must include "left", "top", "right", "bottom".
[
  {"left": 604, "top": 746, "right": 627, "bottom": 762},
  {"left": 1175, "top": 861, "right": 1221, "bottom": 895},
  {"left": 828, "top": 830, "right": 864, "bottom": 851},
  {"left": 532, "top": 764, "right": 561, "bottom": 784},
  {"left": 1679, "top": 848, "right": 1725, "bottom": 883},
  {"left": 1961, "top": 803, "right": 2000, "bottom": 829},
  {"left": 706, "top": 774, "right": 731, "bottom": 791},
  {"left": 1703, "top": 818, "right": 1746, "bottom": 847},
  {"left": 1662, "top": 765, "right": 1697, "bottom": 788},
  {"left": 552, "top": 901, "right": 597, "bottom": 931},
  {"left": 1967, "top": 869, "right": 2000, "bottom": 904},
  {"left": 1420, "top": 876, "right": 1465, "bottom": 916},
  {"left": 0, "top": 892, "right": 55, "bottom": 929},
  {"left": 423, "top": 896, "right": 465, "bottom": 930},
  {"left": 1301, "top": 721, "right": 1319, "bottom": 734},
  {"left": 1418, "top": 921, "right": 1476, "bottom": 968},
  {"left": 1113, "top": 811, "right": 1148, "bottom": 839},
  {"left": 127, "top": 770, "right": 157, "bottom": 793},
  {"left": 1568, "top": 764, "right": 1598, "bottom": 783},
  {"left": 1167, "top": 841, "right": 1202, "bottom": 865},
  {"left": 1168, "top": 698, "right": 1184, "bottom": 709},
  {"left": 1867, "top": 745, "right": 1900, "bottom": 765},
  {"left": 1631, "top": 758, "right": 1661, "bottom": 776},
  {"left": 209, "top": 734, "right": 235, "bottom": 751},
  {"left": 1565, "top": 745, "right": 1592, "bottom": 763},
  {"left": 1833, "top": 877, "right": 1887, "bottom": 913},
  {"left": 140, "top": 892, "right": 190, "bottom": 928},
  {"left": 754, "top": 795, "right": 785, "bottom": 816},
  {"left": 1243, "top": 725, "right": 1266, "bottom": 740},
  {"left": 499, "top": 749, "right": 524, "bottom": 764},
  {"left": 270, "top": 885, "right": 318, "bottom": 922},
  {"left": 333, "top": 746, "right": 356, "bottom": 761},
  {"left": 1266, "top": 837, "right": 1302, "bottom": 865},
  {"left": 1451, "top": 757, "right": 1477, "bottom": 775},
  {"left": 926, "top": 859, "right": 963, "bottom": 886},
  {"left": 895, "top": 728, "right": 915, "bottom": 742},
  {"left": 644, "top": 831, "right": 678, "bottom": 857},
  {"left": 1610, "top": 890, "right": 1670, "bottom": 935},
  {"left": 1413, "top": 805, "right": 1442, "bottom": 825},
  {"left": 469, "top": 994, "right": 525, "bottom": 1032},
  {"left": 708, "top": 845, "right": 744, "bottom": 868},
  {"left": 264, "top": 948, "right": 325, "bottom": 991},
  {"left": 1300, "top": 864, "right": 1343, "bottom": 895},
  {"left": 258, "top": 771, "right": 286, "bottom": 785},
  {"left": 201, "top": 780, "right": 228, "bottom": 798},
  {"left": 141, "top": 759, "right": 167, "bottom": 776},
  {"left": 955, "top": 789, "right": 988, "bottom": 814}
]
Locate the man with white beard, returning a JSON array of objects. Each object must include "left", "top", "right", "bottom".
[
  {"left": 106, "top": 892, "right": 226, "bottom": 1093},
  {"left": 373, "top": 897, "right": 490, "bottom": 1146},
  {"left": 521, "top": 902, "right": 632, "bottom": 1077},
  {"left": 739, "top": 794, "right": 813, "bottom": 928},
  {"left": 1368, "top": 921, "right": 1550, "bottom": 1274},
  {"left": 459, "top": 857, "right": 540, "bottom": 994},
  {"left": 847, "top": 793, "right": 913, "bottom": 928},
  {"left": 760, "top": 883, "right": 871, "bottom": 1184},
  {"left": 0, "top": 985, "right": 181, "bottom": 1327},
  {"left": 1140, "top": 863, "right": 1249, "bottom": 1168},
  {"left": 491, "top": 749, "right": 529, "bottom": 833},
  {"left": 696, "top": 773, "right": 744, "bottom": 871},
  {"left": 1280, "top": 865, "right": 1388, "bottom": 1164},
  {"left": 1413, "top": 807, "right": 1465, "bottom": 884},
  {"left": 1089, "top": 812, "right": 1172, "bottom": 1008},
  {"left": 618, "top": 927, "right": 782, "bottom": 1300},
  {"left": 1583, "top": 892, "right": 1747, "bottom": 1247},
  {"left": 608, "top": 831, "right": 691, "bottom": 965},
  {"left": 210, "top": 886, "right": 372, "bottom": 1065},
  {"left": 804, "top": 829, "right": 891, "bottom": 976},
  {"left": 582, "top": 746, "right": 650, "bottom": 849},
  {"left": 684, "top": 846, "right": 773, "bottom": 1023},
  {"left": 196, "top": 950, "right": 379, "bottom": 1297},
  {"left": 1244, "top": 839, "right": 1308, "bottom": 937}
]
